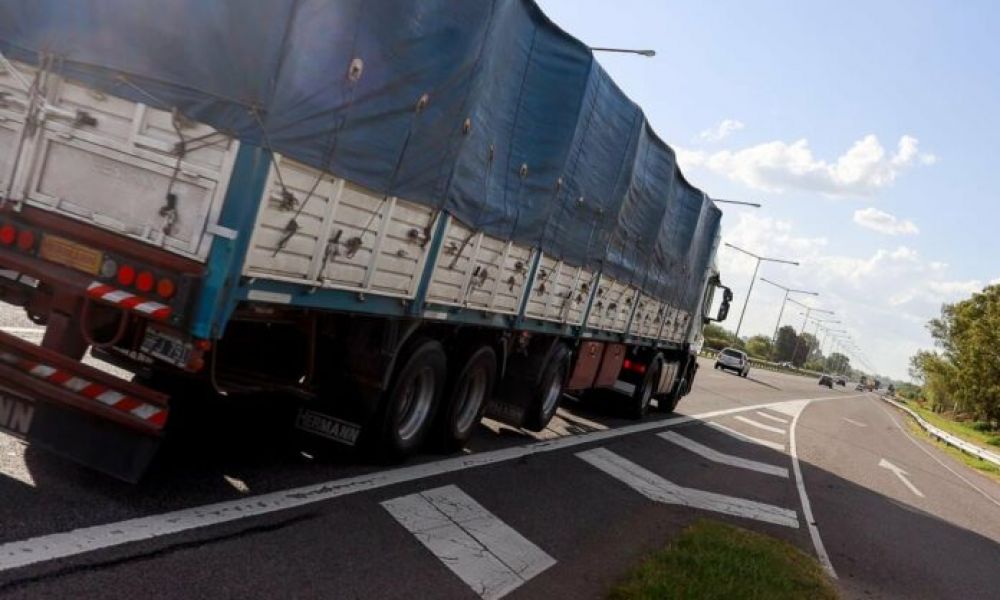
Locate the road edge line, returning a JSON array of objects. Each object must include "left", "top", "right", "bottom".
[{"left": 788, "top": 400, "right": 838, "bottom": 579}]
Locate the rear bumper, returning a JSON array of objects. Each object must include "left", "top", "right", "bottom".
[{"left": 0, "top": 330, "right": 168, "bottom": 482}]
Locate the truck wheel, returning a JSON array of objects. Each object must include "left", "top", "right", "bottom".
[
  {"left": 377, "top": 338, "right": 446, "bottom": 459},
  {"left": 523, "top": 344, "right": 571, "bottom": 432},
  {"left": 628, "top": 360, "right": 662, "bottom": 420},
  {"left": 435, "top": 346, "right": 496, "bottom": 451}
]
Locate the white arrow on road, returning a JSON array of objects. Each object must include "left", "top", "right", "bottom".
[{"left": 879, "top": 458, "right": 924, "bottom": 498}]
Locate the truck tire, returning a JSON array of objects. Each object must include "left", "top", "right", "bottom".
[
  {"left": 376, "top": 338, "right": 446, "bottom": 459},
  {"left": 523, "top": 343, "right": 571, "bottom": 432},
  {"left": 434, "top": 346, "right": 496, "bottom": 451},
  {"left": 628, "top": 359, "right": 662, "bottom": 420}
]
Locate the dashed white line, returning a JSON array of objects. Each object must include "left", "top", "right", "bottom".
[
  {"left": 658, "top": 431, "right": 788, "bottom": 478},
  {"left": 578, "top": 447, "right": 799, "bottom": 528},
  {"left": 0, "top": 396, "right": 830, "bottom": 573},
  {"left": 383, "top": 485, "right": 554, "bottom": 600},
  {"left": 842, "top": 417, "right": 867, "bottom": 428},
  {"left": 735, "top": 415, "right": 787, "bottom": 436},
  {"left": 706, "top": 421, "right": 786, "bottom": 452},
  {"left": 755, "top": 411, "right": 789, "bottom": 425}
]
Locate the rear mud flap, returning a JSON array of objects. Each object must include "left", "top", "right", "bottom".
[{"left": 0, "top": 331, "right": 167, "bottom": 482}]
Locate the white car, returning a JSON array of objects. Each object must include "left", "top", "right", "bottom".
[{"left": 714, "top": 347, "right": 749, "bottom": 378}]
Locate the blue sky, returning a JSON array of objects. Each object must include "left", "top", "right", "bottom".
[{"left": 537, "top": 0, "right": 999, "bottom": 380}]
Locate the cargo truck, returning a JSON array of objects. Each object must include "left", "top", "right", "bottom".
[{"left": 0, "top": 0, "right": 732, "bottom": 481}]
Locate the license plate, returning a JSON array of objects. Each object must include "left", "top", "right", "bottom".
[
  {"left": 39, "top": 235, "right": 103, "bottom": 275},
  {"left": 140, "top": 327, "right": 192, "bottom": 368},
  {"left": 0, "top": 390, "right": 36, "bottom": 437}
]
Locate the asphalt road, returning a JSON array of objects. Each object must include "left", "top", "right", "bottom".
[{"left": 1, "top": 329, "right": 998, "bottom": 599}]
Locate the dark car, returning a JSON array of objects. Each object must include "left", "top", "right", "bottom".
[
  {"left": 835, "top": 376, "right": 846, "bottom": 386},
  {"left": 818, "top": 374, "right": 834, "bottom": 388}
]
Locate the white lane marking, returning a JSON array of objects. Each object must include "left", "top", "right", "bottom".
[
  {"left": 577, "top": 447, "right": 799, "bottom": 528},
  {"left": 878, "top": 458, "right": 925, "bottom": 498},
  {"left": 768, "top": 399, "right": 814, "bottom": 418},
  {"left": 788, "top": 400, "right": 837, "bottom": 579},
  {"left": 755, "top": 411, "right": 789, "bottom": 425},
  {"left": 383, "top": 485, "right": 554, "bottom": 600},
  {"left": 658, "top": 431, "right": 788, "bottom": 478},
  {"left": 734, "top": 415, "right": 787, "bottom": 436},
  {"left": 842, "top": 417, "right": 867, "bottom": 428},
  {"left": 0, "top": 327, "right": 43, "bottom": 335},
  {"left": 874, "top": 401, "right": 1000, "bottom": 509},
  {"left": 706, "top": 422, "right": 785, "bottom": 452},
  {"left": 0, "top": 396, "right": 836, "bottom": 573}
]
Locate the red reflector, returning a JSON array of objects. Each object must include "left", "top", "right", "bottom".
[
  {"left": 0, "top": 224, "right": 15, "bottom": 245},
  {"left": 194, "top": 339, "right": 212, "bottom": 351},
  {"left": 136, "top": 271, "right": 155, "bottom": 293},
  {"left": 156, "top": 278, "right": 176, "bottom": 299},
  {"left": 623, "top": 359, "right": 647, "bottom": 374},
  {"left": 117, "top": 265, "right": 136, "bottom": 286},
  {"left": 16, "top": 229, "right": 35, "bottom": 251}
]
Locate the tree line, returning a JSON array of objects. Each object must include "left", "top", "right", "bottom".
[
  {"left": 704, "top": 323, "right": 853, "bottom": 375},
  {"left": 909, "top": 284, "right": 1000, "bottom": 429}
]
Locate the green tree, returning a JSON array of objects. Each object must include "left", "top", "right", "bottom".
[
  {"left": 792, "top": 332, "right": 818, "bottom": 367},
  {"left": 773, "top": 325, "right": 798, "bottom": 362},
  {"left": 704, "top": 323, "right": 743, "bottom": 351},
  {"left": 909, "top": 285, "right": 1000, "bottom": 426},
  {"left": 745, "top": 335, "right": 773, "bottom": 359},
  {"left": 825, "top": 352, "right": 850, "bottom": 374}
]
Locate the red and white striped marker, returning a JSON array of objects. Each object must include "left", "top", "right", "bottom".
[
  {"left": 86, "top": 282, "right": 171, "bottom": 320},
  {"left": 0, "top": 351, "right": 167, "bottom": 427}
]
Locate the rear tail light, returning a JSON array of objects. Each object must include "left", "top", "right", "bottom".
[
  {"left": 0, "top": 224, "right": 15, "bottom": 246},
  {"left": 135, "top": 271, "right": 155, "bottom": 293},
  {"left": 16, "top": 230, "right": 34, "bottom": 251},
  {"left": 156, "top": 278, "right": 176, "bottom": 299},
  {"left": 623, "top": 358, "right": 647, "bottom": 375},
  {"left": 117, "top": 265, "right": 136, "bottom": 286}
]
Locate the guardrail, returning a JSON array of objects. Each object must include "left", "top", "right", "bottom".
[{"left": 882, "top": 396, "right": 1000, "bottom": 467}]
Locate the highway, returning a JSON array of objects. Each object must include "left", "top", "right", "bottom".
[{"left": 1, "top": 324, "right": 998, "bottom": 599}]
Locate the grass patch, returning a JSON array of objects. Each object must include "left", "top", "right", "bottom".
[
  {"left": 902, "top": 418, "right": 1000, "bottom": 484},
  {"left": 894, "top": 398, "right": 1000, "bottom": 452},
  {"left": 608, "top": 519, "right": 838, "bottom": 600}
]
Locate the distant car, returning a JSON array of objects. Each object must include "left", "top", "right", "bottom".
[
  {"left": 855, "top": 383, "right": 865, "bottom": 391},
  {"left": 779, "top": 361, "right": 793, "bottom": 368},
  {"left": 818, "top": 374, "right": 834, "bottom": 388},
  {"left": 715, "top": 347, "right": 750, "bottom": 378},
  {"left": 835, "top": 376, "right": 847, "bottom": 386}
]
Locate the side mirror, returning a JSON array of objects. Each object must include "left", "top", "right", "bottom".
[{"left": 709, "top": 285, "right": 732, "bottom": 322}]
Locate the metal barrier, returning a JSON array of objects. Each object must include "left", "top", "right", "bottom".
[{"left": 882, "top": 396, "right": 1000, "bottom": 467}]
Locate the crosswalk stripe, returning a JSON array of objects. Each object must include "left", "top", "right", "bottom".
[
  {"left": 735, "top": 415, "right": 787, "bottom": 436},
  {"left": 658, "top": 431, "right": 789, "bottom": 478},
  {"left": 382, "top": 485, "right": 555, "bottom": 600},
  {"left": 755, "top": 410, "right": 790, "bottom": 425},
  {"left": 577, "top": 448, "right": 799, "bottom": 528},
  {"left": 706, "top": 422, "right": 786, "bottom": 452}
]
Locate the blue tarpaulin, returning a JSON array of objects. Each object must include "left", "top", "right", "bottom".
[{"left": 0, "top": 0, "right": 721, "bottom": 314}]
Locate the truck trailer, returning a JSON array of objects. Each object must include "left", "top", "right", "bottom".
[{"left": 0, "top": 0, "right": 732, "bottom": 481}]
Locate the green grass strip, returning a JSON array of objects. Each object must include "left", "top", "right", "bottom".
[{"left": 609, "top": 519, "right": 838, "bottom": 600}]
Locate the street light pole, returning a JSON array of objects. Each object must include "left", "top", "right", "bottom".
[
  {"left": 759, "top": 278, "right": 817, "bottom": 346},
  {"left": 724, "top": 243, "right": 800, "bottom": 341},
  {"left": 590, "top": 47, "right": 656, "bottom": 57},
  {"left": 787, "top": 298, "right": 833, "bottom": 366}
]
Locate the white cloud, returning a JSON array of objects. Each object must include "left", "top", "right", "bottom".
[
  {"left": 698, "top": 119, "right": 745, "bottom": 142},
  {"left": 678, "top": 134, "right": 935, "bottom": 197},
  {"left": 717, "top": 213, "right": 983, "bottom": 379},
  {"left": 853, "top": 207, "right": 919, "bottom": 236}
]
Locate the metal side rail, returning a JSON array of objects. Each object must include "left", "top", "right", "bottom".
[
  {"left": 0, "top": 329, "right": 168, "bottom": 482},
  {"left": 882, "top": 396, "right": 1000, "bottom": 467}
]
